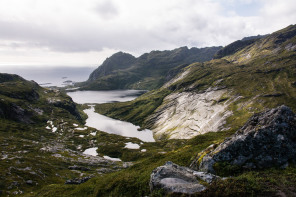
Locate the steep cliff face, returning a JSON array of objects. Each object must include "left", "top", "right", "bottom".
[{"left": 81, "top": 46, "right": 222, "bottom": 90}]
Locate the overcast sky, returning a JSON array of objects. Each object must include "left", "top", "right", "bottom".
[{"left": 0, "top": 0, "right": 295, "bottom": 67}]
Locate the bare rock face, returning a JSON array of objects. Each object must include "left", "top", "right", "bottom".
[
  {"left": 191, "top": 105, "right": 296, "bottom": 174},
  {"left": 146, "top": 88, "right": 237, "bottom": 140},
  {"left": 150, "top": 161, "right": 220, "bottom": 195}
]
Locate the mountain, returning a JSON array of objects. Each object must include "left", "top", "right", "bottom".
[
  {"left": 213, "top": 34, "right": 267, "bottom": 59},
  {"left": 95, "top": 24, "right": 296, "bottom": 140},
  {"left": 80, "top": 46, "right": 222, "bottom": 90},
  {"left": 0, "top": 74, "right": 148, "bottom": 195},
  {"left": 2, "top": 25, "right": 296, "bottom": 196},
  {"left": 83, "top": 24, "right": 296, "bottom": 196}
]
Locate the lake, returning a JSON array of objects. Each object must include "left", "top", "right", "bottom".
[
  {"left": 67, "top": 90, "right": 155, "bottom": 142},
  {"left": 67, "top": 90, "right": 147, "bottom": 104}
]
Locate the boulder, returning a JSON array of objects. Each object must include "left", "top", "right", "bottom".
[
  {"left": 68, "top": 165, "right": 90, "bottom": 171},
  {"left": 191, "top": 105, "right": 296, "bottom": 174},
  {"left": 65, "top": 176, "right": 91, "bottom": 185},
  {"left": 150, "top": 161, "right": 220, "bottom": 195}
]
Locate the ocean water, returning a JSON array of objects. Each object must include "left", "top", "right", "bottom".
[{"left": 0, "top": 65, "right": 95, "bottom": 87}]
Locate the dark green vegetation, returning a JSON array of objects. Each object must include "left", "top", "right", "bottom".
[
  {"left": 95, "top": 89, "right": 171, "bottom": 128},
  {"left": 0, "top": 74, "right": 87, "bottom": 195},
  {"left": 0, "top": 74, "right": 146, "bottom": 196},
  {"left": 80, "top": 46, "right": 222, "bottom": 90},
  {"left": 25, "top": 130, "right": 296, "bottom": 197},
  {"left": 1, "top": 25, "right": 296, "bottom": 196}
]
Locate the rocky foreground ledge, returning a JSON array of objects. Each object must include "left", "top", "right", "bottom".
[
  {"left": 150, "top": 105, "right": 296, "bottom": 195},
  {"left": 150, "top": 161, "right": 220, "bottom": 194}
]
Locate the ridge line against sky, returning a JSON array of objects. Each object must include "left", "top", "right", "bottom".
[{"left": 0, "top": 0, "right": 295, "bottom": 67}]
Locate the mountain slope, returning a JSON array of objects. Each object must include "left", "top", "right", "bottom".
[
  {"left": 19, "top": 24, "right": 296, "bottom": 197},
  {"left": 0, "top": 74, "right": 143, "bottom": 195},
  {"left": 95, "top": 24, "right": 296, "bottom": 140},
  {"left": 213, "top": 35, "right": 267, "bottom": 59},
  {"left": 80, "top": 46, "right": 222, "bottom": 90}
]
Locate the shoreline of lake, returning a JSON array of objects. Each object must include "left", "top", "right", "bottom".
[{"left": 67, "top": 90, "right": 155, "bottom": 142}]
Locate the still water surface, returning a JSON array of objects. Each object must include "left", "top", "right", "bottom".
[
  {"left": 67, "top": 90, "right": 146, "bottom": 104},
  {"left": 67, "top": 90, "right": 155, "bottom": 142}
]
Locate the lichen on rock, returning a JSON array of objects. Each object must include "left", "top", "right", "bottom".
[{"left": 191, "top": 105, "right": 296, "bottom": 174}]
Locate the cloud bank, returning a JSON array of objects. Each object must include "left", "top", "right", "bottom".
[{"left": 0, "top": 0, "right": 295, "bottom": 66}]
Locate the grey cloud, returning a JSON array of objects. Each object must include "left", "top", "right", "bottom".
[
  {"left": 0, "top": 18, "right": 170, "bottom": 54},
  {"left": 94, "top": 1, "right": 119, "bottom": 20},
  {"left": 0, "top": 1, "right": 269, "bottom": 57}
]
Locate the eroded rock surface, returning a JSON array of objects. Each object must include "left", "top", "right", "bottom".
[
  {"left": 191, "top": 105, "right": 296, "bottom": 173},
  {"left": 150, "top": 161, "right": 220, "bottom": 195},
  {"left": 147, "top": 87, "right": 238, "bottom": 140}
]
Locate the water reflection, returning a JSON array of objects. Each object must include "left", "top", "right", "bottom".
[
  {"left": 84, "top": 106, "right": 155, "bottom": 142},
  {"left": 67, "top": 90, "right": 146, "bottom": 104}
]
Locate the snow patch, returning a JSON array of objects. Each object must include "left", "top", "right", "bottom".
[
  {"left": 47, "top": 120, "right": 53, "bottom": 126},
  {"left": 79, "top": 135, "right": 85, "bottom": 138},
  {"left": 73, "top": 123, "right": 78, "bottom": 127},
  {"left": 141, "top": 149, "right": 147, "bottom": 152},
  {"left": 90, "top": 131, "right": 97, "bottom": 136},
  {"left": 103, "top": 156, "right": 122, "bottom": 162},
  {"left": 83, "top": 147, "right": 98, "bottom": 156},
  {"left": 52, "top": 127, "right": 57, "bottom": 133},
  {"left": 76, "top": 127, "right": 87, "bottom": 130},
  {"left": 124, "top": 142, "right": 140, "bottom": 149}
]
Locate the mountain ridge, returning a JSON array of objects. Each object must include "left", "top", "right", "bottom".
[
  {"left": 95, "top": 24, "right": 296, "bottom": 140},
  {"left": 80, "top": 46, "right": 222, "bottom": 90},
  {"left": 1, "top": 24, "right": 296, "bottom": 196}
]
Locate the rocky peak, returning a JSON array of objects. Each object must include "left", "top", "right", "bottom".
[
  {"left": 191, "top": 105, "right": 296, "bottom": 174},
  {"left": 88, "top": 52, "right": 136, "bottom": 81}
]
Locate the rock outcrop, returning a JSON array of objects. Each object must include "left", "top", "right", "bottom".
[
  {"left": 65, "top": 176, "right": 92, "bottom": 185},
  {"left": 146, "top": 87, "right": 238, "bottom": 140},
  {"left": 150, "top": 161, "right": 220, "bottom": 195},
  {"left": 191, "top": 105, "right": 296, "bottom": 173}
]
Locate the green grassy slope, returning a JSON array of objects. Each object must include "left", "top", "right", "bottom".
[
  {"left": 95, "top": 24, "right": 296, "bottom": 134},
  {"left": 37, "top": 24, "right": 296, "bottom": 196},
  {"left": 27, "top": 129, "right": 296, "bottom": 197},
  {"left": 3, "top": 25, "right": 296, "bottom": 196}
]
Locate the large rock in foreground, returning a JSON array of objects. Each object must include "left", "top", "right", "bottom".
[
  {"left": 150, "top": 161, "right": 219, "bottom": 195},
  {"left": 191, "top": 105, "right": 296, "bottom": 173}
]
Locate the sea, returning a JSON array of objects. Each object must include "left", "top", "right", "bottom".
[{"left": 0, "top": 65, "right": 95, "bottom": 87}]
